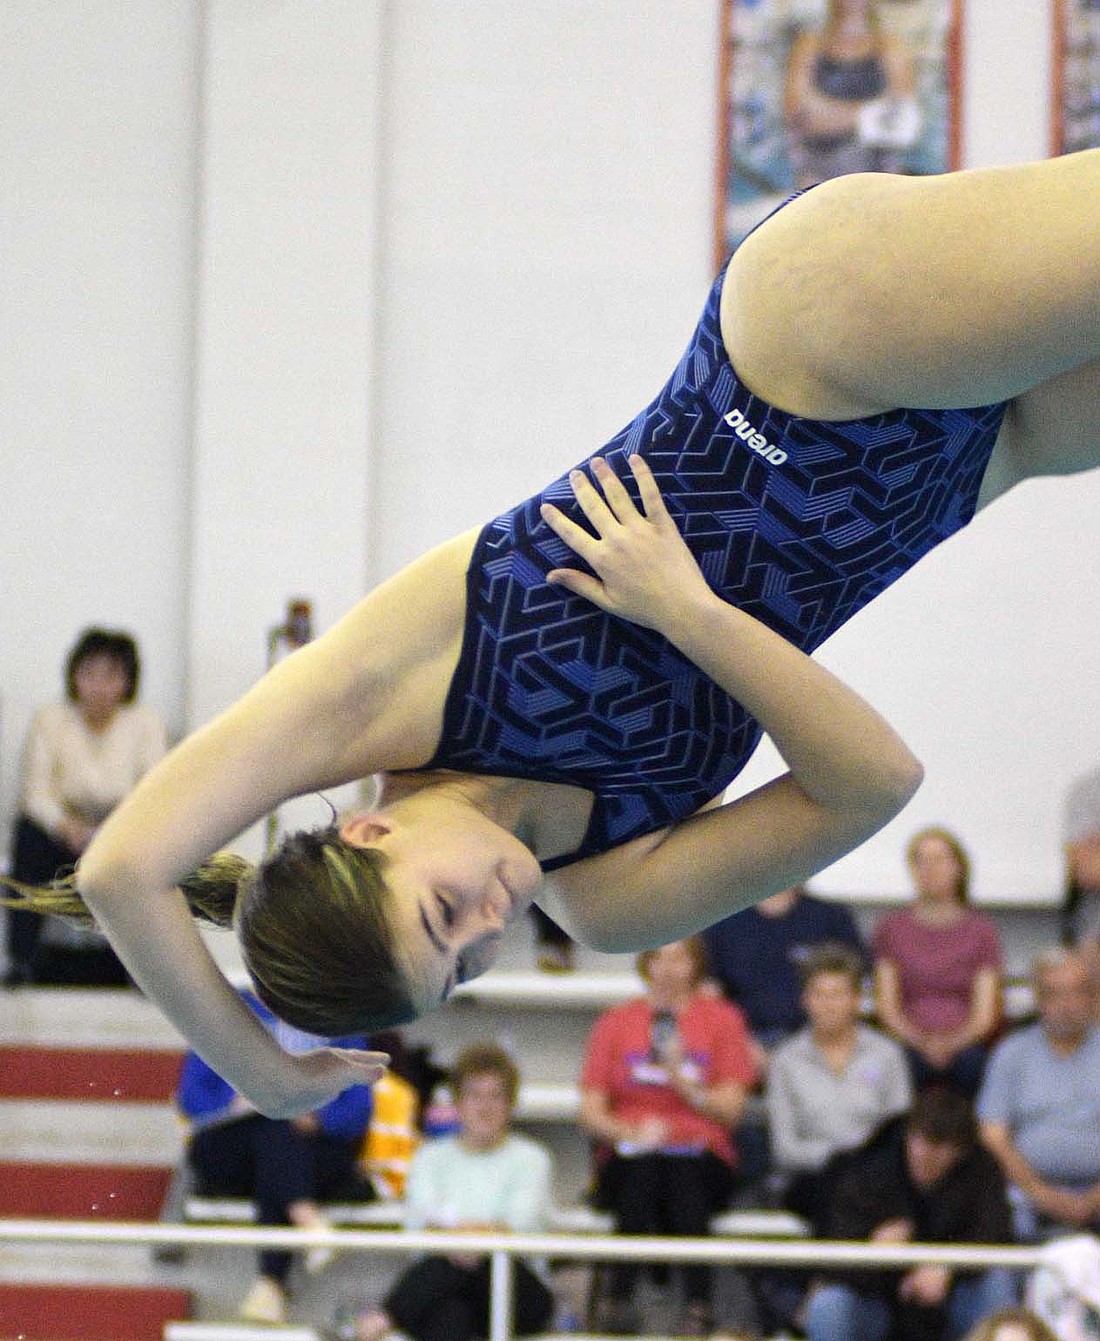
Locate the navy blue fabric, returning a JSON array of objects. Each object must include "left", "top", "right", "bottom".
[
  {"left": 702, "top": 893, "right": 866, "bottom": 1038},
  {"left": 423, "top": 265, "right": 1008, "bottom": 869}
]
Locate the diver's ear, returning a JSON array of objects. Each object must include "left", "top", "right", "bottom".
[{"left": 339, "top": 812, "right": 395, "bottom": 848}]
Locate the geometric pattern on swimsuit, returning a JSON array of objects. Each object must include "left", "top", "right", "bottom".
[{"left": 424, "top": 269, "right": 1009, "bottom": 869}]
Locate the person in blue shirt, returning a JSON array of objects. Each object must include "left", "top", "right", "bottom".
[{"left": 176, "top": 992, "right": 375, "bottom": 1325}]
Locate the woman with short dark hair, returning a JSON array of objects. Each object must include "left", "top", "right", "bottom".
[
  {"left": 5, "top": 626, "right": 165, "bottom": 986},
  {"left": 326, "top": 1043, "right": 553, "bottom": 1341}
]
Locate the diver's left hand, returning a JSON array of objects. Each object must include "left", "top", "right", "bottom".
[{"left": 540, "top": 454, "right": 714, "bottom": 634}]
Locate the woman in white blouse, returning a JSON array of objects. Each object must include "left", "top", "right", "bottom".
[{"left": 5, "top": 628, "right": 166, "bottom": 985}]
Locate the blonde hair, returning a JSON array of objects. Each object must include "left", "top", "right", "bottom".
[
  {"left": 906, "top": 825, "right": 971, "bottom": 903},
  {"left": 1, "top": 825, "right": 416, "bottom": 1035},
  {"left": 961, "top": 1308, "right": 1059, "bottom": 1341}
]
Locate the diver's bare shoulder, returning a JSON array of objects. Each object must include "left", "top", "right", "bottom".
[{"left": 315, "top": 526, "right": 480, "bottom": 777}]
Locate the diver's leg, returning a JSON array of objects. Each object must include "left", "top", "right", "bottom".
[
  {"left": 977, "top": 352, "right": 1100, "bottom": 508},
  {"left": 725, "top": 148, "right": 1100, "bottom": 420}
]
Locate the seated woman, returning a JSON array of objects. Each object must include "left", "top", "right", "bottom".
[
  {"left": 176, "top": 992, "right": 375, "bottom": 1325},
  {"left": 579, "top": 937, "right": 757, "bottom": 1336},
  {"left": 872, "top": 827, "right": 1003, "bottom": 1097},
  {"left": 327, "top": 1043, "right": 553, "bottom": 1341},
  {"left": 5, "top": 627, "right": 166, "bottom": 986}
]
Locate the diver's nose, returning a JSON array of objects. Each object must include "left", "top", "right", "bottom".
[{"left": 477, "top": 888, "right": 508, "bottom": 931}]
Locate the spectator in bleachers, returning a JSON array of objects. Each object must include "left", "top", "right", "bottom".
[
  {"left": 977, "top": 947, "right": 1100, "bottom": 1242},
  {"left": 702, "top": 883, "right": 866, "bottom": 1068},
  {"left": 803, "top": 1088, "right": 1016, "bottom": 1341},
  {"left": 768, "top": 942, "right": 912, "bottom": 1225},
  {"left": 326, "top": 1042, "right": 553, "bottom": 1341},
  {"left": 703, "top": 883, "right": 866, "bottom": 1190},
  {"left": 872, "top": 827, "right": 1003, "bottom": 1097},
  {"left": 4, "top": 627, "right": 166, "bottom": 987},
  {"left": 1061, "top": 766, "right": 1100, "bottom": 982},
  {"left": 579, "top": 936, "right": 758, "bottom": 1337},
  {"left": 176, "top": 991, "right": 375, "bottom": 1325}
]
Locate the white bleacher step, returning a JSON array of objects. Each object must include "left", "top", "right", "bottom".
[
  {"left": 0, "top": 1240, "right": 163, "bottom": 1285},
  {"left": 0, "top": 1098, "right": 185, "bottom": 1163},
  {"left": 166, "top": 1327, "right": 319, "bottom": 1341},
  {"left": 452, "top": 968, "right": 642, "bottom": 1009},
  {"left": 183, "top": 1196, "right": 611, "bottom": 1232},
  {"left": 451, "top": 965, "right": 1041, "bottom": 1020},
  {"left": 0, "top": 987, "right": 185, "bottom": 1048},
  {"left": 184, "top": 1196, "right": 405, "bottom": 1227}
]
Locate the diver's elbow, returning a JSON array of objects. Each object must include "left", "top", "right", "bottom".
[{"left": 874, "top": 750, "right": 924, "bottom": 821}]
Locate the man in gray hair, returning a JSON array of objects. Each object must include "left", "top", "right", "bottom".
[{"left": 977, "top": 947, "right": 1100, "bottom": 1241}]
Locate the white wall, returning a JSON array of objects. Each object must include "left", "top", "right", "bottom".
[
  {"left": 0, "top": 0, "right": 198, "bottom": 799},
  {"left": 2, "top": 0, "right": 1095, "bottom": 900}
]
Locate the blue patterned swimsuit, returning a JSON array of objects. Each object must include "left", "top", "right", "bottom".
[{"left": 422, "top": 267, "right": 1008, "bottom": 870}]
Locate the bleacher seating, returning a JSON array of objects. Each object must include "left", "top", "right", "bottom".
[{"left": 0, "top": 894, "right": 1065, "bottom": 1335}]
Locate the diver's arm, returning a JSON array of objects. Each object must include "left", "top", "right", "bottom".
[
  {"left": 75, "top": 533, "right": 474, "bottom": 1112},
  {"left": 539, "top": 455, "right": 921, "bottom": 952},
  {"left": 76, "top": 644, "right": 392, "bottom": 1114}
]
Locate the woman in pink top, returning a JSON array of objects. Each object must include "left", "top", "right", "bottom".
[
  {"left": 872, "top": 827, "right": 1002, "bottom": 1097},
  {"left": 579, "top": 936, "right": 757, "bottom": 1336}
]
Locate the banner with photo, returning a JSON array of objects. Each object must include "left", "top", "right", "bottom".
[
  {"left": 1054, "top": 0, "right": 1100, "bottom": 154},
  {"left": 716, "top": 0, "right": 962, "bottom": 262}
]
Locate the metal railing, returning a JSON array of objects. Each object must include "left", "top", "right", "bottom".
[{"left": 0, "top": 1218, "right": 1043, "bottom": 1341}]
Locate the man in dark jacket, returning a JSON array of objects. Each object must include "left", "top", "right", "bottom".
[{"left": 803, "top": 1089, "right": 1017, "bottom": 1341}]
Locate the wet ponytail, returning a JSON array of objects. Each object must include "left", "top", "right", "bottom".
[
  {"left": 2, "top": 826, "right": 418, "bottom": 1035},
  {"left": 0, "top": 851, "right": 254, "bottom": 932},
  {"left": 177, "top": 853, "right": 254, "bottom": 929}
]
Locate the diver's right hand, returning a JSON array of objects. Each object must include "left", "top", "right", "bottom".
[
  {"left": 249, "top": 1046, "right": 389, "bottom": 1119},
  {"left": 540, "top": 453, "right": 716, "bottom": 636}
]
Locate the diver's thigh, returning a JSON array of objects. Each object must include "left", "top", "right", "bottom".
[
  {"left": 979, "top": 353, "right": 1100, "bottom": 508},
  {"left": 726, "top": 152, "right": 1100, "bottom": 418}
]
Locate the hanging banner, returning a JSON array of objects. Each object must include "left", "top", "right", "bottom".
[{"left": 716, "top": 0, "right": 962, "bottom": 263}]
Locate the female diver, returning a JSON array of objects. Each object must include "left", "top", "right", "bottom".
[{"left": 10, "top": 151, "right": 1100, "bottom": 1116}]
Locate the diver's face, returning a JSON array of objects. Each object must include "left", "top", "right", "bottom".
[{"left": 341, "top": 807, "right": 542, "bottom": 1012}]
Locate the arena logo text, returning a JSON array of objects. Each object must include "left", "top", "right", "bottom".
[{"left": 723, "top": 408, "right": 788, "bottom": 466}]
